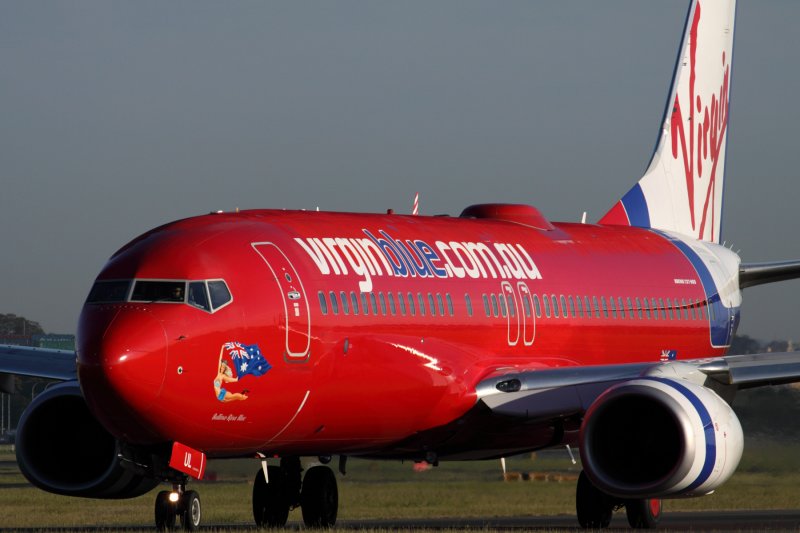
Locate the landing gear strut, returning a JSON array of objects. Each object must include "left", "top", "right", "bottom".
[
  {"left": 154, "top": 484, "right": 201, "bottom": 531},
  {"left": 252, "top": 458, "right": 339, "bottom": 528}
]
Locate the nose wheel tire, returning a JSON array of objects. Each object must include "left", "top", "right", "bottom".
[
  {"left": 179, "top": 490, "right": 201, "bottom": 531},
  {"left": 626, "top": 498, "right": 662, "bottom": 529},
  {"left": 301, "top": 465, "right": 338, "bottom": 528},
  {"left": 155, "top": 491, "right": 177, "bottom": 531}
]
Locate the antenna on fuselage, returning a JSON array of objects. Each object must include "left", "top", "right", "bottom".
[{"left": 412, "top": 192, "right": 419, "bottom": 216}]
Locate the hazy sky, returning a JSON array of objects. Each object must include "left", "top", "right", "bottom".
[{"left": 1, "top": 1, "right": 798, "bottom": 341}]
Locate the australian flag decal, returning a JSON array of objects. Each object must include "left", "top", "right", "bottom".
[
  {"left": 660, "top": 349, "right": 677, "bottom": 362},
  {"left": 224, "top": 342, "right": 272, "bottom": 378}
]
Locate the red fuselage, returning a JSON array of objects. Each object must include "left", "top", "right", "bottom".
[{"left": 76, "top": 206, "right": 734, "bottom": 458}]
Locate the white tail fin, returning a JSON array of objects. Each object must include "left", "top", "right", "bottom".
[{"left": 599, "top": 0, "right": 736, "bottom": 243}]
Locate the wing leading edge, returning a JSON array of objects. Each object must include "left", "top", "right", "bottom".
[
  {"left": 477, "top": 351, "right": 800, "bottom": 419},
  {"left": 0, "top": 345, "right": 77, "bottom": 392}
]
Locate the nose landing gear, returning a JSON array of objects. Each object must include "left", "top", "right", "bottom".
[{"left": 154, "top": 484, "right": 201, "bottom": 531}]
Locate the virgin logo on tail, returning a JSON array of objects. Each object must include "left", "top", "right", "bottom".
[{"left": 670, "top": 1, "right": 731, "bottom": 242}]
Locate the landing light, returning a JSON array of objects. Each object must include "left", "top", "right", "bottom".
[{"left": 169, "top": 492, "right": 180, "bottom": 503}]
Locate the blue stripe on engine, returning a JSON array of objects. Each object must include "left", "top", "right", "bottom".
[
  {"left": 646, "top": 377, "right": 716, "bottom": 492},
  {"left": 620, "top": 184, "right": 651, "bottom": 227}
]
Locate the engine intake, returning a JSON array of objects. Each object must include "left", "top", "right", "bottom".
[
  {"left": 580, "top": 377, "right": 742, "bottom": 499},
  {"left": 15, "top": 382, "right": 158, "bottom": 499}
]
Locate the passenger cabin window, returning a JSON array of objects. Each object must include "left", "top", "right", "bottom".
[
  {"left": 388, "top": 293, "right": 397, "bottom": 315},
  {"left": 445, "top": 294, "right": 454, "bottom": 316},
  {"left": 522, "top": 294, "right": 532, "bottom": 318},
  {"left": 533, "top": 295, "right": 542, "bottom": 318},
  {"left": 407, "top": 293, "right": 416, "bottom": 316},
  {"left": 329, "top": 291, "right": 339, "bottom": 315},
  {"left": 318, "top": 291, "right": 328, "bottom": 315},
  {"left": 498, "top": 294, "right": 507, "bottom": 318},
  {"left": 417, "top": 293, "right": 426, "bottom": 316},
  {"left": 465, "top": 294, "right": 473, "bottom": 317},
  {"left": 350, "top": 292, "right": 360, "bottom": 315},
  {"left": 398, "top": 292, "right": 407, "bottom": 315},
  {"left": 340, "top": 291, "right": 350, "bottom": 314},
  {"left": 379, "top": 293, "right": 387, "bottom": 315},
  {"left": 360, "top": 293, "right": 370, "bottom": 315},
  {"left": 87, "top": 280, "right": 131, "bottom": 303},
  {"left": 483, "top": 294, "right": 491, "bottom": 317},
  {"left": 428, "top": 293, "right": 437, "bottom": 316}
]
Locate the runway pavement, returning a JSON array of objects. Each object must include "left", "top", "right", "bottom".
[
  {"left": 339, "top": 510, "right": 800, "bottom": 530},
  {"left": 1, "top": 510, "right": 799, "bottom": 531}
]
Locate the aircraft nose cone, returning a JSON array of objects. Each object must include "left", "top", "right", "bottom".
[{"left": 78, "top": 308, "right": 168, "bottom": 441}]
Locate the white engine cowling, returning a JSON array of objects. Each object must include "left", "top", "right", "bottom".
[{"left": 579, "top": 376, "right": 743, "bottom": 498}]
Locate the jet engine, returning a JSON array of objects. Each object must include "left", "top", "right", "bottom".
[
  {"left": 15, "top": 382, "right": 158, "bottom": 499},
  {"left": 579, "top": 377, "right": 743, "bottom": 499}
]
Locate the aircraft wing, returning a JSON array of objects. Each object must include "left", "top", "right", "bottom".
[
  {"left": 0, "top": 344, "right": 77, "bottom": 385},
  {"left": 476, "top": 352, "right": 800, "bottom": 419}
]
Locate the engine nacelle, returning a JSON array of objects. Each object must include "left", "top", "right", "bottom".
[
  {"left": 580, "top": 377, "right": 743, "bottom": 499},
  {"left": 15, "top": 382, "right": 158, "bottom": 499}
]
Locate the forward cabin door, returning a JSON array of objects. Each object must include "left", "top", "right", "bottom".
[{"left": 252, "top": 242, "right": 311, "bottom": 361}]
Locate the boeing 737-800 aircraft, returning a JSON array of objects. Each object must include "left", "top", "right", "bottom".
[{"left": 3, "top": 0, "right": 800, "bottom": 529}]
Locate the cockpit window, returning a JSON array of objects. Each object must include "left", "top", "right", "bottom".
[
  {"left": 131, "top": 281, "right": 186, "bottom": 303},
  {"left": 208, "top": 280, "right": 232, "bottom": 310},
  {"left": 87, "top": 278, "right": 232, "bottom": 313},
  {"left": 87, "top": 280, "right": 131, "bottom": 303},
  {"left": 188, "top": 281, "right": 211, "bottom": 311}
]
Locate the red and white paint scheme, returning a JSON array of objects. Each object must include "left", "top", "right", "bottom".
[{"left": 3, "top": 0, "right": 800, "bottom": 530}]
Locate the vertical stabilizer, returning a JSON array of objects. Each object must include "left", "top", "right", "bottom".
[{"left": 599, "top": 0, "right": 736, "bottom": 243}]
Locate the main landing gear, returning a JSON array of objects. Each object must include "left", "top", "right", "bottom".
[
  {"left": 576, "top": 471, "right": 662, "bottom": 529},
  {"left": 252, "top": 457, "right": 339, "bottom": 528},
  {"left": 154, "top": 484, "right": 201, "bottom": 531}
]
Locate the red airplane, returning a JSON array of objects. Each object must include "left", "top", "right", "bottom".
[{"left": 3, "top": 0, "right": 800, "bottom": 530}]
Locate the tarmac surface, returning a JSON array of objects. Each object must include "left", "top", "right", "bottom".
[{"left": 1, "top": 510, "right": 799, "bottom": 531}]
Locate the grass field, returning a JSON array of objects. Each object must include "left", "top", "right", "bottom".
[{"left": 1, "top": 438, "right": 799, "bottom": 530}]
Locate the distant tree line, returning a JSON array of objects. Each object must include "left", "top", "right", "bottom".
[{"left": 0, "top": 314, "right": 44, "bottom": 337}]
